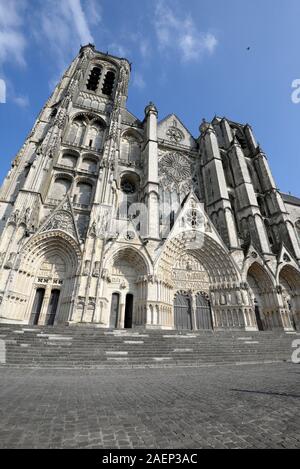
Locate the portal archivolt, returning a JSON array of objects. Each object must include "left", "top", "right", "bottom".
[{"left": 0, "top": 232, "right": 80, "bottom": 325}]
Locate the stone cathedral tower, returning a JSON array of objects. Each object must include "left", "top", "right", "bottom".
[{"left": 0, "top": 44, "right": 300, "bottom": 332}]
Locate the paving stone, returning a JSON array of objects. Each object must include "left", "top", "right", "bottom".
[{"left": 0, "top": 363, "right": 299, "bottom": 448}]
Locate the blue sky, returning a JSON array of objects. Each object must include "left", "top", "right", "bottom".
[{"left": 0, "top": 0, "right": 300, "bottom": 195}]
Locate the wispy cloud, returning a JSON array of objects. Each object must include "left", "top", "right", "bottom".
[
  {"left": 0, "top": 0, "right": 27, "bottom": 67},
  {"left": 132, "top": 72, "right": 146, "bottom": 89},
  {"left": 66, "top": 0, "right": 94, "bottom": 44},
  {"left": 107, "top": 43, "right": 129, "bottom": 58},
  {"left": 139, "top": 39, "right": 151, "bottom": 60},
  {"left": 84, "top": 0, "right": 102, "bottom": 26},
  {"left": 32, "top": 0, "right": 101, "bottom": 85},
  {"left": 2, "top": 77, "right": 30, "bottom": 107},
  {"left": 154, "top": 0, "right": 218, "bottom": 62},
  {"left": 13, "top": 95, "right": 30, "bottom": 108}
]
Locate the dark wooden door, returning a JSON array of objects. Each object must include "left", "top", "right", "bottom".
[
  {"left": 174, "top": 293, "right": 192, "bottom": 330},
  {"left": 110, "top": 293, "right": 120, "bottom": 328},
  {"left": 124, "top": 294, "right": 133, "bottom": 329},
  {"left": 30, "top": 288, "right": 45, "bottom": 325},
  {"left": 46, "top": 289, "right": 60, "bottom": 326},
  {"left": 254, "top": 302, "right": 264, "bottom": 331},
  {"left": 196, "top": 294, "right": 213, "bottom": 330}
]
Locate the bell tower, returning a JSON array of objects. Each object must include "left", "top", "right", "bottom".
[{"left": 0, "top": 44, "right": 132, "bottom": 324}]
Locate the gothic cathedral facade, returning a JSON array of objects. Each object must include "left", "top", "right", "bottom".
[{"left": 0, "top": 44, "right": 300, "bottom": 331}]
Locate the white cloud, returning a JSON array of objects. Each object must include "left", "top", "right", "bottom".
[
  {"left": 2, "top": 77, "right": 30, "bottom": 107},
  {"left": 37, "top": 0, "right": 96, "bottom": 53},
  {"left": 154, "top": 0, "right": 218, "bottom": 62},
  {"left": 84, "top": 0, "right": 102, "bottom": 26},
  {"left": 0, "top": 0, "right": 27, "bottom": 67},
  {"left": 132, "top": 72, "right": 146, "bottom": 89},
  {"left": 66, "top": 0, "right": 94, "bottom": 44},
  {"left": 13, "top": 95, "right": 29, "bottom": 108},
  {"left": 139, "top": 39, "right": 151, "bottom": 59},
  {"left": 32, "top": 0, "right": 101, "bottom": 86}
]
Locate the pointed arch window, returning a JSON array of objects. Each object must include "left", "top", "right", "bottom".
[
  {"left": 50, "top": 177, "right": 72, "bottom": 200},
  {"left": 86, "top": 66, "right": 102, "bottom": 91},
  {"left": 102, "top": 71, "right": 115, "bottom": 96},
  {"left": 81, "top": 157, "right": 97, "bottom": 173},
  {"left": 85, "top": 122, "right": 103, "bottom": 150},
  {"left": 76, "top": 182, "right": 93, "bottom": 205},
  {"left": 120, "top": 134, "right": 141, "bottom": 163},
  {"left": 66, "top": 118, "right": 86, "bottom": 146},
  {"left": 61, "top": 153, "right": 78, "bottom": 169}
]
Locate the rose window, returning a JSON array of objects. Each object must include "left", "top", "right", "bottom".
[
  {"left": 166, "top": 127, "right": 184, "bottom": 143},
  {"left": 185, "top": 209, "right": 203, "bottom": 229}
]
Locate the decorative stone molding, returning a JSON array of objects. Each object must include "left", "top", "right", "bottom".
[
  {"left": 166, "top": 120, "right": 184, "bottom": 143},
  {"left": 42, "top": 211, "right": 77, "bottom": 239},
  {"left": 158, "top": 151, "right": 193, "bottom": 193},
  {"left": 4, "top": 252, "right": 16, "bottom": 270},
  {"left": 83, "top": 260, "right": 91, "bottom": 276},
  {"left": 92, "top": 261, "right": 100, "bottom": 277}
]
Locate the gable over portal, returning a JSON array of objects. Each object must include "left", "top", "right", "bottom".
[{"left": 158, "top": 114, "right": 197, "bottom": 149}]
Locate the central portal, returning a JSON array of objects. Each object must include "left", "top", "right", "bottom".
[{"left": 174, "top": 293, "right": 192, "bottom": 330}]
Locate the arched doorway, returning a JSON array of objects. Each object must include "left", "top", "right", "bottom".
[
  {"left": 124, "top": 293, "right": 134, "bottom": 329},
  {"left": 279, "top": 265, "right": 300, "bottom": 330},
  {"left": 29, "top": 254, "right": 66, "bottom": 326},
  {"left": 174, "top": 292, "right": 192, "bottom": 330},
  {"left": 106, "top": 248, "right": 149, "bottom": 328},
  {"left": 0, "top": 232, "right": 81, "bottom": 325},
  {"left": 30, "top": 288, "right": 45, "bottom": 325},
  {"left": 156, "top": 219, "right": 242, "bottom": 330},
  {"left": 46, "top": 289, "right": 61, "bottom": 326},
  {"left": 254, "top": 298, "right": 264, "bottom": 331},
  {"left": 196, "top": 293, "right": 213, "bottom": 330},
  {"left": 247, "top": 263, "right": 278, "bottom": 330}
]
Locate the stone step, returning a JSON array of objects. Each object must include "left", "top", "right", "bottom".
[
  {"left": 1, "top": 359, "right": 290, "bottom": 370},
  {"left": 0, "top": 333, "right": 288, "bottom": 340},
  {"left": 5, "top": 352, "right": 290, "bottom": 361},
  {"left": 0, "top": 323, "right": 295, "bottom": 369}
]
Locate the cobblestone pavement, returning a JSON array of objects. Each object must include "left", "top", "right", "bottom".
[{"left": 0, "top": 363, "right": 299, "bottom": 449}]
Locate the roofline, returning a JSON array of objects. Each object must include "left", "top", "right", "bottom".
[
  {"left": 281, "top": 192, "right": 300, "bottom": 206},
  {"left": 158, "top": 113, "right": 197, "bottom": 141},
  {"left": 79, "top": 44, "right": 131, "bottom": 67}
]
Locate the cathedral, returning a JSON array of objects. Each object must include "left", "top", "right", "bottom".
[{"left": 0, "top": 44, "right": 300, "bottom": 332}]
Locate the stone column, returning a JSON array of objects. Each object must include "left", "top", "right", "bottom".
[
  {"left": 39, "top": 285, "right": 52, "bottom": 325},
  {"left": 191, "top": 293, "right": 197, "bottom": 331},
  {"left": 142, "top": 102, "right": 160, "bottom": 240}
]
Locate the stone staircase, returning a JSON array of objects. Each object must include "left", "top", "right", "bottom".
[{"left": 0, "top": 323, "right": 298, "bottom": 369}]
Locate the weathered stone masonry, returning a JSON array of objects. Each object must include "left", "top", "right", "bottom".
[{"left": 0, "top": 44, "right": 300, "bottom": 332}]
